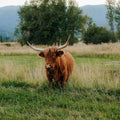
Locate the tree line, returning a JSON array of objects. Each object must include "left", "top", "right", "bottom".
[
  {"left": 0, "top": 35, "right": 10, "bottom": 42},
  {"left": 14, "top": 0, "right": 120, "bottom": 45},
  {"left": 106, "top": 0, "right": 120, "bottom": 39}
]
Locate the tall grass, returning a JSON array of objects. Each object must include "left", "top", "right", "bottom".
[
  {"left": 0, "top": 61, "right": 46, "bottom": 84},
  {"left": 71, "top": 63, "right": 120, "bottom": 90},
  {"left": 0, "top": 59, "right": 120, "bottom": 90},
  {"left": 0, "top": 42, "right": 120, "bottom": 90}
]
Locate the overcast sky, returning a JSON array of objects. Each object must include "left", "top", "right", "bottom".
[{"left": 0, "top": 0, "right": 106, "bottom": 7}]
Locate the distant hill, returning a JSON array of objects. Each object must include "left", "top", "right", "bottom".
[
  {"left": 0, "top": 6, "right": 19, "bottom": 39},
  {"left": 81, "top": 4, "right": 108, "bottom": 27},
  {"left": 0, "top": 5, "right": 108, "bottom": 39}
]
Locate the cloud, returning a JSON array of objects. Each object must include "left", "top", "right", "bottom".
[
  {"left": 0, "top": 0, "right": 106, "bottom": 7},
  {"left": 0, "top": 0, "right": 27, "bottom": 7},
  {"left": 76, "top": 0, "right": 106, "bottom": 6}
]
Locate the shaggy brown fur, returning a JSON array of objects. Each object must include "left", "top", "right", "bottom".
[{"left": 38, "top": 47, "right": 74, "bottom": 88}]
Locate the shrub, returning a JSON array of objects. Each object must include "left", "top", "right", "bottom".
[
  {"left": 83, "top": 24, "right": 117, "bottom": 44},
  {"left": 4, "top": 43, "right": 11, "bottom": 47}
]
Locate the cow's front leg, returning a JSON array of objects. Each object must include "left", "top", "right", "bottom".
[
  {"left": 53, "top": 75, "right": 59, "bottom": 87},
  {"left": 53, "top": 74, "right": 59, "bottom": 83},
  {"left": 46, "top": 71, "right": 53, "bottom": 83},
  {"left": 48, "top": 76, "right": 53, "bottom": 83}
]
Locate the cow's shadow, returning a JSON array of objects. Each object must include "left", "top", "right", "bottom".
[
  {"left": 37, "top": 80, "right": 71, "bottom": 92},
  {"left": 1, "top": 80, "right": 70, "bottom": 92},
  {"left": 1, "top": 80, "right": 31, "bottom": 89},
  {"left": 38, "top": 81, "right": 63, "bottom": 91}
]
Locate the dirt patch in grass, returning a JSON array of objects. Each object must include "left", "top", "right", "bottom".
[{"left": 105, "top": 61, "right": 120, "bottom": 65}]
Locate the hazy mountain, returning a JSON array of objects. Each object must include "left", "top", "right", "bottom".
[
  {"left": 81, "top": 4, "right": 108, "bottom": 27},
  {"left": 0, "top": 6, "right": 19, "bottom": 39},
  {"left": 0, "top": 5, "right": 108, "bottom": 39}
]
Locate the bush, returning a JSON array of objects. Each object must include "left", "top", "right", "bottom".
[
  {"left": 83, "top": 24, "right": 117, "bottom": 44},
  {"left": 4, "top": 43, "right": 11, "bottom": 47}
]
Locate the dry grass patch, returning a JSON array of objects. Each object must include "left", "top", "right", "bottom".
[
  {"left": 1, "top": 42, "right": 120, "bottom": 56},
  {"left": 66, "top": 42, "right": 120, "bottom": 56}
]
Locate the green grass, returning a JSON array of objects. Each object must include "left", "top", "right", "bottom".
[
  {"left": 0, "top": 83, "right": 120, "bottom": 119},
  {"left": 0, "top": 54, "right": 120, "bottom": 119}
]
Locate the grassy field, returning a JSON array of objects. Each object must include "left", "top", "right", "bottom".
[{"left": 0, "top": 42, "right": 120, "bottom": 119}]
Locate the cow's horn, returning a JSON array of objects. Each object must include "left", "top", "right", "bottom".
[
  {"left": 27, "top": 41, "right": 44, "bottom": 51},
  {"left": 57, "top": 35, "right": 71, "bottom": 50}
]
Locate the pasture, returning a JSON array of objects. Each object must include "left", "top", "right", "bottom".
[{"left": 0, "top": 42, "right": 120, "bottom": 119}]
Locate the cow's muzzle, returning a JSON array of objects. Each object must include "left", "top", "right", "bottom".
[
  {"left": 46, "top": 64, "right": 51, "bottom": 69},
  {"left": 45, "top": 64, "right": 57, "bottom": 73}
]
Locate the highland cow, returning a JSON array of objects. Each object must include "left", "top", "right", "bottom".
[{"left": 27, "top": 35, "right": 74, "bottom": 88}]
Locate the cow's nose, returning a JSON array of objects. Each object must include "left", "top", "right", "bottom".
[{"left": 46, "top": 64, "right": 51, "bottom": 69}]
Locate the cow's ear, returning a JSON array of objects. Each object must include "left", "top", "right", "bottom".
[
  {"left": 56, "top": 51, "right": 64, "bottom": 57},
  {"left": 38, "top": 52, "right": 45, "bottom": 58}
]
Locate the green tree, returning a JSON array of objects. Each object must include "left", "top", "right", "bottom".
[
  {"left": 4, "top": 36, "right": 10, "bottom": 42},
  {"left": 87, "top": 17, "right": 93, "bottom": 27},
  {"left": 15, "top": 0, "right": 88, "bottom": 45},
  {"left": 115, "top": 0, "right": 120, "bottom": 39},
  {"left": 83, "top": 24, "right": 117, "bottom": 44},
  {"left": 0, "top": 35, "right": 3, "bottom": 42},
  {"left": 105, "top": 0, "right": 116, "bottom": 33},
  {"left": 80, "top": 17, "right": 94, "bottom": 41}
]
